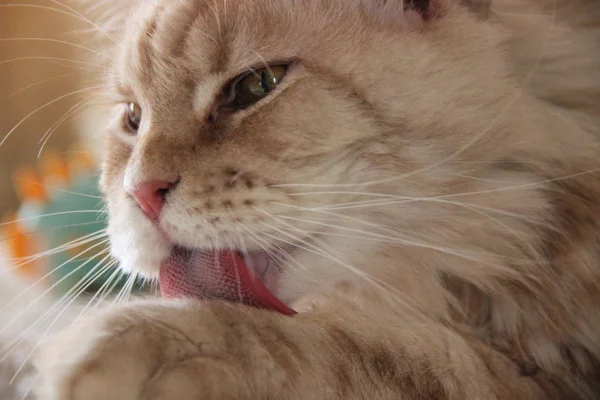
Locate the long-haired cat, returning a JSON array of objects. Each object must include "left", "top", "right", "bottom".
[{"left": 30, "top": 0, "right": 600, "bottom": 398}]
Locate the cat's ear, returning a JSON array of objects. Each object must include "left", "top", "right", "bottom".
[{"left": 362, "top": 0, "right": 444, "bottom": 27}]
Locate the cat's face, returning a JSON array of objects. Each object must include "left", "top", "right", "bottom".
[{"left": 100, "top": 0, "right": 517, "bottom": 307}]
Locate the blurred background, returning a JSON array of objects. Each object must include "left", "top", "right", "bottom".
[
  {"left": 1, "top": 0, "right": 86, "bottom": 212},
  {"left": 0, "top": 0, "right": 119, "bottom": 288},
  {"left": 0, "top": 2, "right": 116, "bottom": 398}
]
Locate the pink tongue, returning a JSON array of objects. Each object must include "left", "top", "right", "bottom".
[{"left": 159, "top": 248, "right": 296, "bottom": 315}]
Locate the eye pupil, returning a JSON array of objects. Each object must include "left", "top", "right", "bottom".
[
  {"left": 260, "top": 70, "right": 276, "bottom": 93},
  {"left": 230, "top": 65, "right": 287, "bottom": 109}
]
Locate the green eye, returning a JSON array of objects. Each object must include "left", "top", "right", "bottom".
[{"left": 231, "top": 65, "right": 287, "bottom": 108}]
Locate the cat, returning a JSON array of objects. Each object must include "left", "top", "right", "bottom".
[{"left": 31, "top": 0, "right": 600, "bottom": 398}]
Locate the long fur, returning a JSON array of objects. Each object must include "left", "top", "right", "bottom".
[{"left": 24, "top": 0, "right": 600, "bottom": 398}]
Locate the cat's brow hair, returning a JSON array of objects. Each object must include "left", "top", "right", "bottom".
[{"left": 130, "top": 1, "right": 230, "bottom": 86}]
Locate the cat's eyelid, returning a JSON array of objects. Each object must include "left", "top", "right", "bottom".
[{"left": 231, "top": 58, "right": 298, "bottom": 82}]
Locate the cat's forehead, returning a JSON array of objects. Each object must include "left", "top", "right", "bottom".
[{"left": 116, "top": 0, "right": 351, "bottom": 91}]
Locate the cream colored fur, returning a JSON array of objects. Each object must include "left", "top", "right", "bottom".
[{"left": 30, "top": 0, "right": 600, "bottom": 398}]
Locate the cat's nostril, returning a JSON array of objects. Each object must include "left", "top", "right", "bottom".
[{"left": 126, "top": 179, "right": 179, "bottom": 221}]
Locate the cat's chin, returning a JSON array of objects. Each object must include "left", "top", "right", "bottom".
[{"left": 158, "top": 246, "right": 297, "bottom": 315}]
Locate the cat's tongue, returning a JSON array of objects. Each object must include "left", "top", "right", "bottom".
[{"left": 159, "top": 248, "right": 296, "bottom": 315}]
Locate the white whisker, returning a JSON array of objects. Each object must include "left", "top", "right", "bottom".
[
  {"left": 0, "top": 38, "right": 100, "bottom": 54},
  {"left": 11, "top": 179, "right": 103, "bottom": 200},
  {"left": 46, "top": 0, "right": 119, "bottom": 44},
  {"left": 6, "top": 228, "right": 107, "bottom": 274},
  {"left": 0, "top": 250, "right": 112, "bottom": 362},
  {"left": 0, "top": 86, "right": 103, "bottom": 149},
  {"left": 277, "top": 168, "right": 600, "bottom": 212},
  {"left": 38, "top": 100, "right": 93, "bottom": 157},
  {"left": 256, "top": 217, "right": 428, "bottom": 318},
  {"left": 0, "top": 240, "right": 110, "bottom": 337},
  {"left": 0, "top": 210, "right": 107, "bottom": 228},
  {"left": 7, "top": 73, "right": 77, "bottom": 98},
  {"left": 0, "top": 56, "right": 102, "bottom": 70},
  {"left": 8, "top": 258, "right": 116, "bottom": 383}
]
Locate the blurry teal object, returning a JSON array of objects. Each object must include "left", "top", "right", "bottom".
[{"left": 21, "top": 171, "right": 147, "bottom": 296}]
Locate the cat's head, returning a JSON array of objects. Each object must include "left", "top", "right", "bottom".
[{"left": 94, "top": 0, "right": 527, "bottom": 310}]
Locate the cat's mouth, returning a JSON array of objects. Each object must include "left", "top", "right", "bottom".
[{"left": 159, "top": 247, "right": 297, "bottom": 315}]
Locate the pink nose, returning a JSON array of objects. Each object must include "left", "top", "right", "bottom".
[{"left": 127, "top": 180, "right": 176, "bottom": 220}]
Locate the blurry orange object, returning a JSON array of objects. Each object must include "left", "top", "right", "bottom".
[
  {"left": 40, "top": 150, "right": 71, "bottom": 187},
  {"left": 67, "top": 147, "right": 96, "bottom": 178},
  {"left": 13, "top": 166, "right": 48, "bottom": 203},
  {"left": 0, "top": 213, "right": 40, "bottom": 279}
]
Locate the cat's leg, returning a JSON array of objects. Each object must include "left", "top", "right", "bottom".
[{"left": 35, "top": 299, "right": 556, "bottom": 400}]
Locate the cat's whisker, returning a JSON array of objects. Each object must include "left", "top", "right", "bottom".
[
  {"left": 6, "top": 73, "right": 77, "bottom": 98},
  {"left": 37, "top": 96, "right": 93, "bottom": 143},
  {"left": 257, "top": 207, "right": 535, "bottom": 283},
  {"left": 274, "top": 212, "right": 550, "bottom": 270},
  {"left": 12, "top": 179, "right": 103, "bottom": 200},
  {"left": 0, "top": 240, "right": 110, "bottom": 336},
  {"left": 283, "top": 200, "right": 557, "bottom": 266},
  {"left": 5, "top": 226, "right": 106, "bottom": 266},
  {"left": 0, "top": 56, "right": 103, "bottom": 71},
  {"left": 0, "top": 85, "right": 103, "bottom": 149},
  {"left": 123, "top": 271, "right": 139, "bottom": 303},
  {"left": 452, "top": 172, "right": 589, "bottom": 204},
  {"left": 0, "top": 4, "right": 83, "bottom": 22},
  {"left": 276, "top": 169, "right": 600, "bottom": 214},
  {"left": 112, "top": 276, "right": 129, "bottom": 304},
  {"left": 1, "top": 230, "right": 107, "bottom": 289},
  {"left": 17, "top": 371, "right": 38, "bottom": 400},
  {"left": 72, "top": 260, "right": 120, "bottom": 319},
  {"left": 8, "top": 265, "right": 114, "bottom": 379},
  {"left": 1, "top": 223, "right": 107, "bottom": 258},
  {"left": 239, "top": 224, "right": 309, "bottom": 274},
  {"left": 0, "top": 38, "right": 101, "bottom": 54},
  {"left": 94, "top": 268, "right": 126, "bottom": 309},
  {"left": 451, "top": 160, "right": 557, "bottom": 166},
  {"left": 234, "top": 220, "right": 253, "bottom": 303},
  {"left": 0, "top": 210, "right": 107, "bottom": 229},
  {"left": 278, "top": 201, "right": 562, "bottom": 238},
  {"left": 256, "top": 217, "right": 428, "bottom": 318},
  {"left": 8, "top": 258, "right": 117, "bottom": 383},
  {"left": 281, "top": 193, "right": 561, "bottom": 234},
  {"left": 274, "top": 166, "right": 600, "bottom": 190},
  {"left": 38, "top": 100, "right": 94, "bottom": 157},
  {"left": 46, "top": 0, "right": 119, "bottom": 45},
  {"left": 0, "top": 249, "right": 112, "bottom": 360},
  {"left": 112, "top": 271, "right": 138, "bottom": 305}
]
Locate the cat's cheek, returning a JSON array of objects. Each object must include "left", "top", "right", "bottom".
[{"left": 107, "top": 197, "right": 171, "bottom": 278}]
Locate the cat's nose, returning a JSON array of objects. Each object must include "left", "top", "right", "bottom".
[{"left": 126, "top": 179, "right": 178, "bottom": 221}]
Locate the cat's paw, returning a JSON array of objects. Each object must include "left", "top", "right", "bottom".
[{"left": 34, "top": 300, "right": 233, "bottom": 400}]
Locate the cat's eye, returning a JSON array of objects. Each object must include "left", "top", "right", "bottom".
[
  {"left": 229, "top": 65, "right": 288, "bottom": 109},
  {"left": 124, "top": 102, "right": 142, "bottom": 134}
]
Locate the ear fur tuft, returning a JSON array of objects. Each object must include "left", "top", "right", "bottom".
[
  {"left": 404, "top": 0, "right": 430, "bottom": 17},
  {"left": 362, "top": 0, "right": 444, "bottom": 27}
]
